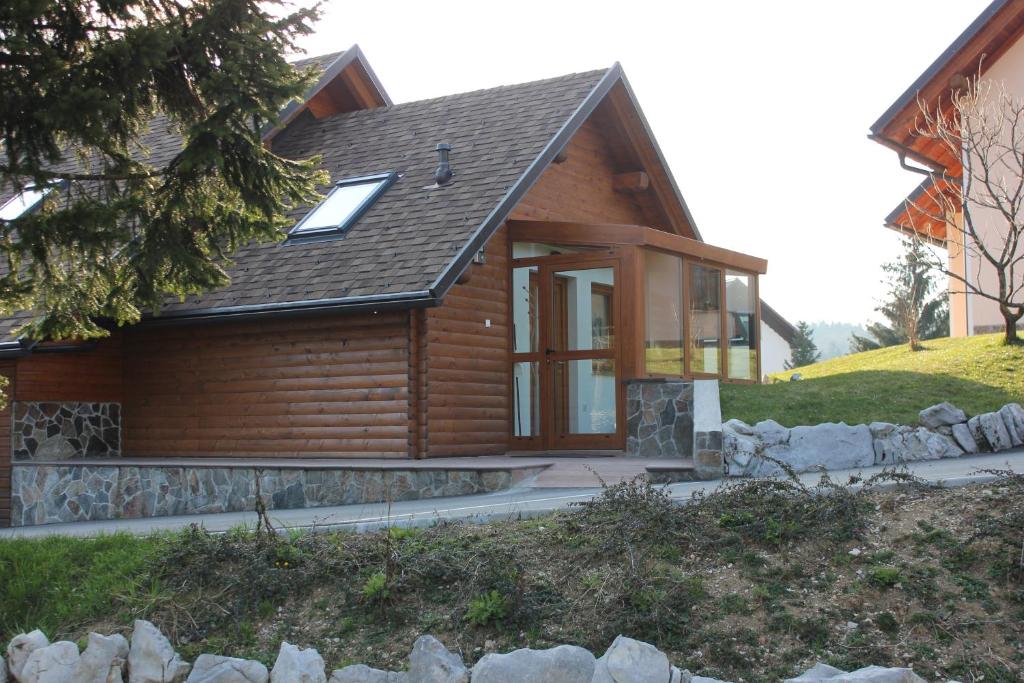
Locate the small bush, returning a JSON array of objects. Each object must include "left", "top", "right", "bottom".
[
  {"left": 869, "top": 566, "right": 902, "bottom": 588},
  {"left": 361, "top": 572, "right": 390, "bottom": 604},
  {"left": 465, "top": 590, "right": 509, "bottom": 627}
]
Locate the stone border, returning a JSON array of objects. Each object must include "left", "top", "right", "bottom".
[{"left": 10, "top": 463, "right": 545, "bottom": 527}]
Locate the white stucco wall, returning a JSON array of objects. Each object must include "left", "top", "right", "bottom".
[
  {"left": 759, "top": 322, "right": 792, "bottom": 378},
  {"left": 961, "top": 38, "right": 1024, "bottom": 334}
]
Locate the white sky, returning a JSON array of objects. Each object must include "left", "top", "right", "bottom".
[{"left": 296, "top": 0, "right": 991, "bottom": 325}]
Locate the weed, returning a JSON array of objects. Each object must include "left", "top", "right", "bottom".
[
  {"left": 868, "top": 566, "right": 902, "bottom": 588},
  {"left": 361, "top": 572, "right": 390, "bottom": 604},
  {"left": 465, "top": 590, "right": 509, "bottom": 627}
]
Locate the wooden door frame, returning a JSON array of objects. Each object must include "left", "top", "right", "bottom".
[{"left": 509, "top": 251, "right": 625, "bottom": 451}]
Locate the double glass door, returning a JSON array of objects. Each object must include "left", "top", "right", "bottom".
[{"left": 511, "top": 256, "right": 621, "bottom": 449}]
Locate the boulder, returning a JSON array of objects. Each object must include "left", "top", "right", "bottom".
[
  {"left": 978, "top": 412, "right": 1013, "bottom": 452},
  {"left": 754, "top": 423, "right": 874, "bottom": 476},
  {"left": 967, "top": 415, "right": 989, "bottom": 451},
  {"left": 1, "top": 655, "right": 7, "bottom": 683},
  {"left": 472, "top": 645, "right": 594, "bottom": 683},
  {"left": 951, "top": 423, "right": 979, "bottom": 454},
  {"left": 590, "top": 635, "right": 670, "bottom": 683},
  {"left": 6, "top": 631, "right": 49, "bottom": 682},
  {"left": 753, "top": 419, "right": 790, "bottom": 447},
  {"left": 723, "top": 428, "right": 760, "bottom": 476},
  {"left": 873, "top": 426, "right": 962, "bottom": 464},
  {"left": 270, "top": 643, "right": 325, "bottom": 683},
  {"left": 128, "top": 620, "right": 191, "bottom": 683},
  {"left": 328, "top": 664, "right": 407, "bottom": 683},
  {"left": 75, "top": 632, "right": 129, "bottom": 683},
  {"left": 918, "top": 402, "right": 967, "bottom": 429},
  {"left": 670, "top": 667, "right": 685, "bottom": 683},
  {"left": 785, "top": 662, "right": 847, "bottom": 681},
  {"left": 187, "top": 654, "right": 269, "bottom": 683},
  {"left": 722, "top": 419, "right": 753, "bottom": 436},
  {"left": 407, "top": 636, "right": 467, "bottom": 683},
  {"left": 998, "top": 403, "right": 1024, "bottom": 446},
  {"left": 19, "top": 641, "right": 80, "bottom": 683}
]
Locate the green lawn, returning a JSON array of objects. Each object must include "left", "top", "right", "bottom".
[{"left": 720, "top": 334, "right": 1024, "bottom": 427}]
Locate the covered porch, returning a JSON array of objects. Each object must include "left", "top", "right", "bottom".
[{"left": 506, "top": 219, "right": 767, "bottom": 459}]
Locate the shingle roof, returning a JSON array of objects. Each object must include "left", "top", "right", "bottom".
[{"left": 0, "top": 66, "right": 611, "bottom": 341}]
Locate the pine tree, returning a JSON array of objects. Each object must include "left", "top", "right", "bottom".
[
  {"left": 785, "top": 321, "right": 821, "bottom": 369},
  {"left": 0, "top": 0, "right": 327, "bottom": 340},
  {"left": 850, "top": 240, "right": 949, "bottom": 352}
]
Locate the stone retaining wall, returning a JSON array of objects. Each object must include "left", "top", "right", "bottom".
[
  {"left": 9, "top": 463, "right": 541, "bottom": 527},
  {"left": 12, "top": 402, "right": 120, "bottom": 461},
  {"left": 625, "top": 380, "right": 694, "bottom": 458}
]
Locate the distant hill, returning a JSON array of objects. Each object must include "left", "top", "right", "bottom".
[{"left": 807, "top": 321, "right": 868, "bottom": 361}]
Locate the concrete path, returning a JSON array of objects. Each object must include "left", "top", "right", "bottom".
[{"left": 2, "top": 450, "right": 1022, "bottom": 539}]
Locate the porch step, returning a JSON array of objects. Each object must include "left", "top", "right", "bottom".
[{"left": 529, "top": 458, "right": 695, "bottom": 488}]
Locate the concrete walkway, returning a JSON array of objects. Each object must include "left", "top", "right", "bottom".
[{"left": 2, "top": 450, "right": 1022, "bottom": 538}]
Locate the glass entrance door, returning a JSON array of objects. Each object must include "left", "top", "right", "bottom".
[
  {"left": 543, "top": 260, "right": 620, "bottom": 449},
  {"left": 511, "top": 255, "right": 622, "bottom": 450}
]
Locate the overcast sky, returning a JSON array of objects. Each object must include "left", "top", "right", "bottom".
[{"left": 296, "top": 0, "right": 990, "bottom": 326}]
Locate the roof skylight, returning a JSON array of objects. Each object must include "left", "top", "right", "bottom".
[
  {"left": 0, "top": 186, "right": 53, "bottom": 222},
  {"left": 289, "top": 172, "right": 396, "bottom": 240}
]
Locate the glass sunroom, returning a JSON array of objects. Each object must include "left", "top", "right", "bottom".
[{"left": 507, "top": 220, "right": 767, "bottom": 451}]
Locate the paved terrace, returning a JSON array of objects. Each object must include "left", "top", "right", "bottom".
[{"left": 1, "top": 450, "right": 1021, "bottom": 538}]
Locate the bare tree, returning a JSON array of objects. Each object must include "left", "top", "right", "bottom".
[{"left": 909, "top": 78, "right": 1024, "bottom": 344}]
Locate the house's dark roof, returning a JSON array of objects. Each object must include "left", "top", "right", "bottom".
[
  {"left": 760, "top": 300, "right": 797, "bottom": 345},
  {"left": 0, "top": 66, "right": 612, "bottom": 341}
]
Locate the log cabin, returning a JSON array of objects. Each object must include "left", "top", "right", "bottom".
[{"left": 0, "top": 47, "right": 767, "bottom": 527}]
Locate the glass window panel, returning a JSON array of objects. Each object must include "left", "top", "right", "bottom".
[
  {"left": 688, "top": 264, "right": 722, "bottom": 375},
  {"left": 551, "top": 267, "right": 614, "bottom": 352},
  {"left": 644, "top": 250, "right": 684, "bottom": 376},
  {"left": 511, "top": 266, "right": 539, "bottom": 354},
  {"left": 553, "top": 359, "right": 617, "bottom": 436},
  {"left": 0, "top": 186, "right": 51, "bottom": 221},
  {"left": 512, "top": 361, "right": 540, "bottom": 437},
  {"left": 726, "top": 271, "right": 758, "bottom": 381},
  {"left": 511, "top": 242, "right": 580, "bottom": 258},
  {"left": 293, "top": 177, "right": 386, "bottom": 233}
]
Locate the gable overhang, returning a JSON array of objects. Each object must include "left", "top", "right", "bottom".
[
  {"left": 869, "top": 0, "right": 1024, "bottom": 172},
  {"left": 263, "top": 45, "right": 392, "bottom": 142},
  {"left": 429, "top": 63, "right": 706, "bottom": 301},
  {"left": 883, "top": 177, "right": 952, "bottom": 247}
]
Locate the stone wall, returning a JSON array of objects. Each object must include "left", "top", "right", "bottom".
[
  {"left": 9, "top": 463, "right": 541, "bottom": 527},
  {"left": 12, "top": 402, "right": 120, "bottom": 461},
  {"left": 625, "top": 380, "right": 694, "bottom": 458}
]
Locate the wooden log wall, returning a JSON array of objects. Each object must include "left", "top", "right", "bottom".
[
  {"left": 121, "top": 311, "right": 412, "bottom": 458},
  {"left": 14, "top": 336, "right": 123, "bottom": 402}
]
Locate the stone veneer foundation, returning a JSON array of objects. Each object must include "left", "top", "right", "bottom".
[
  {"left": 625, "top": 378, "right": 723, "bottom": 479},
  {"left": 9, "top": 462, "right": 543, "bottom": 527},
  {"left": 13, "top": 402, "right": 121, "bottom": 460}
]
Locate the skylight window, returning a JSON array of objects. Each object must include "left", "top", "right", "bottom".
[
  {"left": 0, "top": 186, "right": 53, "bottom": 221},
  {"left": 289, "top": 172, "right": 397, "bottom": 239}
]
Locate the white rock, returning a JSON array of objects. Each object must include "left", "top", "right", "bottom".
[
  {"left": 951, "top": 423, "right": 979, "bottom": 454},
  {"left": 966, "top": 415, "right": 989, "bottom": 451},
  {"left": 590, "top": 635, "right": 670, "bottom": 683},
  {"left": 753, "top": 419, "right": 790, "bottom": 447},
  {"left": 978, "top": 412, "right": 1013, "bottom": 452},
  {"left": 328, "top": 664, "right": 407, "bottom": 683},
  {"left": 722, "top": 419, "right": 753, "bottom": 436},
  {"left": 918, "top": 402, "right": 967, "bottom": 429},
  {"left": 723, "top": 429, "right": 760, "bottom": 476},
  {"left": 75, "top": 633, "right": 129, "bottom": 683},
  {"left": 669, "top": 666, "right": 685, "bottom": 683},
  {"left": 270, "top": 643, "right": 325, "bottom": 683},
  {"left": 472, "top": 645, "right": 594, "bottom": 683},
  {"left": 407, "top": 636, "right": 467, "bottom": 683},
  {"left": 691, "top": 677, "right": 732, "bottom": 683},
  {"left": 873, "top": 426, "right": 962, "bottom": 464},
  {"left": 868, "top": 423, "right": 896, "bottom": 438},
  {"left": 1, "top": 655, "right": 7, "bottom": 683},
  {"left": 129, "top": 620, "right": 191, "bottom": 683},
  {"left": 19, "top": 641, "right": 80, "bottom": 683},
  {"left": 785, "top": 662, "right": 847, "bottom": 681},
  {"left": 998, "top": 404, "right": 1024, "bottom": 446},
  {"left": 187, "top": 654, "right": 269, "bottom": 683},
  {"left": 6, "top": 631, "right": 49, "bottom": 682},
  {"left": 754, "top": 423, "right": 874, "bottom": 476}
]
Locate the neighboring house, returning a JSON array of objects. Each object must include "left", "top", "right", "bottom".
[
  {"left": 870, "top": 0, "right": 1024, "bottom": 337},
  {"left": 759, "top": 301, "right": 797, "bottom": 376},
  {"left": 0, "top": 47, "right": 767, "bottom": 527}
]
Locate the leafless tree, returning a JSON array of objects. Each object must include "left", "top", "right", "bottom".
[{"left": 908, "top": 78, "right": 1024, "bottom": 343}]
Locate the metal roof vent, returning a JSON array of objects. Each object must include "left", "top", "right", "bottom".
[{"left": 434, "top": 143, "right": 453, "bottom": 186}]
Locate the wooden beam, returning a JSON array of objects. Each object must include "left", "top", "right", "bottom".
[{"left": 613, "top": 171, "right": 650, "bottom": 193}]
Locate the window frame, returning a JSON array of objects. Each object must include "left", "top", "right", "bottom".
[
  {"left": 287, "top": 171, "right": 397, "bottom": 242},
  {"left": 0, "top": 184, "right": 59, "bottom": 222}
]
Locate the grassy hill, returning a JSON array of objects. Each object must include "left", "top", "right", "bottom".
[{"left": 721, "top": 334, "right": 1024, "bottom": 427}]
